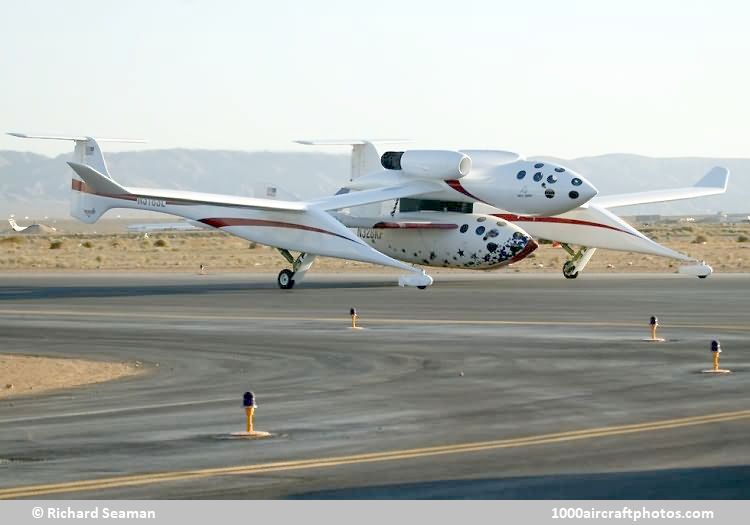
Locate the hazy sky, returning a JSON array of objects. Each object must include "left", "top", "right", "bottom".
[{"left": 1, "top": 0, "right": 748, "bottom": 158}]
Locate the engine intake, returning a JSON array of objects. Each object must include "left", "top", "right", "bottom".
[{"left": 381, "top": 150, "right": 471, "bottom": 180}]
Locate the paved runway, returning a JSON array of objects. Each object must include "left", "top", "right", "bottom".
[{"left": 0, "top": 272, "right": 748, "bottom": 499}]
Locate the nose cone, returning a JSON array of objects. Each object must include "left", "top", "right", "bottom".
[
  {"left": 567, "top": 170, "right": 597, "bottom": 204},
  {"left": 529, "top": 162, "right": 597, "bottom": 214}
]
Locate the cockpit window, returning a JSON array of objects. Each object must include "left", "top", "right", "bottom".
[
  {"left": 545, "top": 189, "right": 555, "bottom": 199},
  {"left": 546, "top": 175, "right": 557, "bottom": 184},
  {"left": 516, "top": 170, "right": 526, "bottom": 180},
  {"left": 534, "top": 163, "right": 544, "bottom": 169},
  {"left": 533, "top": 172, "right": 543, "bottom": 182},
  {"left": 555, "top": 167, "right": 565, "bottom": 173},
  {"left": 571, "top": 178, "right": 582, "bottom": 186}
]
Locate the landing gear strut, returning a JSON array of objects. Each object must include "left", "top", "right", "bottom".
[
  {"left": 560, "top": 244, "right": 597, "bottom": 280},
  {"left": 276, "top": 249, "right": 317, "bottom": 290}
]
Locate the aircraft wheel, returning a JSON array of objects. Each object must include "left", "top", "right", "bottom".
[
  {"left": 277, "top": 269, "right": 295, "bottom": 289},
  {"left": 698, "top": 275, "right": 708, "bottom": 279},
  {"left": 417, "top": 285, "right": 427, "bottom": 290},
  {"left": 562, "top": 261, "right": 579, "bottom": 279}
]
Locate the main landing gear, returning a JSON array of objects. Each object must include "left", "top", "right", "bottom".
[
  {"left": 277, "top": 269, "right": 295, "bottom": 289},
  {"left": 276, "top": 249, "right": 317, "bottom": 290},
  {"left": 560, "top": 244, "right": 597, "bottom": 279}
]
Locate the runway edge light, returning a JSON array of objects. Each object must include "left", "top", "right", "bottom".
[
  {"left": 644, "top": 315, "right": 665, "bottom": 342},
  {"left": 702, "top": 340, "right": 731, "bottom": 374},
  {"left": 229, "top": 391, "right": 272, "bottom": 439},
  {"left": 350, "top": 307, "right": 360, "bottom": 329}
]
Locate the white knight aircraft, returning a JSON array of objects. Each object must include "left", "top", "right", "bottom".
[
  {"left": 302, "top": 140, "right": 728, "bottom": 280},
  {"left": 10, "top": 134, "right": 727, "bottom": 287}
]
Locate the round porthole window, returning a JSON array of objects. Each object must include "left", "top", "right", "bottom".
[
  {"left": 571, "top": 178, "right": 582, "bottom": 186},
  {"left": 534, "top": 163, "right": 544, "bottom": 169},
  {"left": 569, "top": 191, "right": 579, "bottom": 199},
  {"left": 460, "top": 224, "right": 469, "bottom": 233},
  {"left": 476, "top": 226, "right": 486, "bottom": 235},
  {"left": 517, "top": 170, "right": 526, "bottom": 180},
  {"left": 545, "top": 189, "right": 555, "bottom": 199},
  {"left": 533, "top": 172, "right": 543, "bottom": 182}
]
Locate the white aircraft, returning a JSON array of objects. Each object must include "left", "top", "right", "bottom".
[
  {"left": 126, "top": 220, "right": 204, "bottom": 233},
  {"left": 306, "top": 141, "right": 728, "bottom": 279},
  {"left": 8, "top": 217, "right": 27, "bottom": 232},
  {"left": 9, "top": 133, "right": 599, "bottom": 288},
  {"left": 7, "top": 216, "right": 57, "bottom": 233}
]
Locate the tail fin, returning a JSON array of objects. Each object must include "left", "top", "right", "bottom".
[
  {"left": 296, "top": 139, "right": 410, "bottom": 181},
  {"left": 67, "top": 162, "right": 132, "bottom": 223},
  {"left": 7, "top": 133, "right": 143, "bottom": 223},
  {"left": 8, "top": 218, "right": 25, "bottom": 232}
]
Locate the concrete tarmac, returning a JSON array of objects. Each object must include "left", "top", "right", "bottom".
[{"left": 0, "top": 272, "right": 748, "bottom": 499}]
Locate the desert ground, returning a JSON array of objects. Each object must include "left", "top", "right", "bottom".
[
  {"left": 1, "top": 221, "right": 749, "bottom": 274},
  {"left": 0, "top": 354, "right": 143, "bottom": 399}
]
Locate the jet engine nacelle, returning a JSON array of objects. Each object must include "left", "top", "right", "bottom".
[{"left": 381, "top": 150, "right": 472, "bottom": 180}]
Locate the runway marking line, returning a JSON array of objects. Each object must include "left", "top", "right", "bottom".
[
  {"left": 0, "top": 308, "right": 747, "bottom": 332},
  {"left": 1, "top": 409, "right": 749, "bottom": 499}
]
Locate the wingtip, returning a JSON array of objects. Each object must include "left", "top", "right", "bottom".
[{"left": 696, "top": 166, "right": 730, "bottom": 190}]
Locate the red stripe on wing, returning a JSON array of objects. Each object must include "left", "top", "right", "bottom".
[{"left": 494, "top": 213, "right": 635, "bottom": 236}]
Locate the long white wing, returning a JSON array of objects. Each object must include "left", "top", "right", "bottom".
[
  {"left": 68, "top": 162, "right": 440, "bottom": 214},
  {"left": 309, "top": 180, "right": 443, "bottom": 211},
  {"left": 592, "top": 167, "right": 729, "bottom": 209}
]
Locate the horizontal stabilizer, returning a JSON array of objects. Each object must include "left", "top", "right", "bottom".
[
  {"left": 8, "top": 132, "right": 145, "bottom": 143},
  {"left": 593, "top": 167, "right": 729, "bottom": 209},
  {"left": 295, "top": 139, "right": 410, "bottom": 146},
  {"left": 67, "top": 162, "right": 130, "bottom": 196}
]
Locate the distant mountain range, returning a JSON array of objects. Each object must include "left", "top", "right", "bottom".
[{"left": 0, "top": 149, "right": 746, "bottom": 218}]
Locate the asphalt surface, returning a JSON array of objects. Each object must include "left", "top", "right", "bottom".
[{"left": 0, "top": 271, "right": 748, "bottom": 499}]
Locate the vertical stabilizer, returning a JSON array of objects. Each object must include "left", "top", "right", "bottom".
[{"left": 295, "top": 139, "right": 410, "bottom": 181}]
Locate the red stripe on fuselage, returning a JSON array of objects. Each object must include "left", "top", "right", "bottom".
[
  {"left": 445, "top": 179, "right": 485, "bottom": 203},
  {"left": 198, "top": 218, "right": 359, "bottom": 243},
  {"left": 494, "top": 214, "right": 636, "bottom": 236},
  {"left": 71, "top": 179, "right": 137, "bottom": 201}
]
